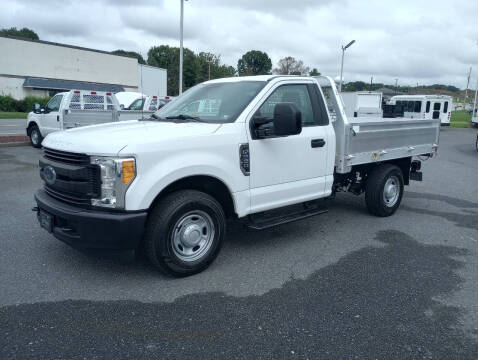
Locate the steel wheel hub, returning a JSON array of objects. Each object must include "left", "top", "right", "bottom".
[
  {"left": 383, "top": 176, "right": 399, "bottom": 207},
  {"left": 172, "top": 210, "right": 215, "bottom": 262},
  {"left": 31, "top": 130, "right": 39, "bottom": 144}
]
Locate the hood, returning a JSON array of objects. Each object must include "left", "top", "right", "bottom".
[{"left": 42, "top": 120, "right": 222, "bottom": 155}]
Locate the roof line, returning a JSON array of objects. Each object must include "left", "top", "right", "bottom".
[{"left": 0, "top": 34, "right": 137, "bottom": 60}]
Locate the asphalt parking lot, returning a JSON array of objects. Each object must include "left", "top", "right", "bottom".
[{"left": 1, "top": 128, "right": 478, "bottom": 359}]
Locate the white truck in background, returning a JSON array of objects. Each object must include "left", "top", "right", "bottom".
[
  {"left": 340, "top": 91, "right": 383, "bottom": 118},
  {"left": 389, "top": 95, "right": 452, "bottom": 125},
  {"left": 34, "top": 75, "right": 440, "bottom": 277},
  {"left": 26, "top": 90, "right": 157, "bottom": 147}
]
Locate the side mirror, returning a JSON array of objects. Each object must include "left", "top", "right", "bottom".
[
  {"left": 34, "top": 103, "right": 42, "bottom": 114},
  {"left": 273, "top": 102, "right": 302, "bottom": 136},
  {"left": 120, "top": 104, "right": 124, "bottom": 110}
]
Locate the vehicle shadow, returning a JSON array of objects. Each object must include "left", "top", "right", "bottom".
[{"left": 2, "top": 230, "right": 476, "bottom": 359}]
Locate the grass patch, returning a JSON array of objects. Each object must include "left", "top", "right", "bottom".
[
  {"left": 0, "top": 112, "right": 28, "bottom": 119},
  {"left": 448, "top": 110, "right": 472, "bottom": 128}
]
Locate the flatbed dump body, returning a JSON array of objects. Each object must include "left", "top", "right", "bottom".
[{"left": 316, "top": 76, "right": 440, "bottom": 173}]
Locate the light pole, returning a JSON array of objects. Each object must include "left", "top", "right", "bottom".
[
  {"left": 179, "top": 0, "right": 185, "bottom": 95},
  {"left": 339, "top": 40, "right": 355, "bottom": 92},
  {"left": 206, "top": 59, "right": 212, "bottom": 80}
]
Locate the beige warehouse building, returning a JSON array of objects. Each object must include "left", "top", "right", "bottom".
[{"left": 0, "top": 35, "right": 166, "bottom": 99}]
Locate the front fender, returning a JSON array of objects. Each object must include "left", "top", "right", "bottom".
[
  {"left": 124, "top": 148, "right": 249, "bottom": 211},
  {"left": 26, "top": 113, "right": 42, "bottom": 134}
]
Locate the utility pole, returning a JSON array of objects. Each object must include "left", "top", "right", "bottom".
[
  {"left": 472, "top": 77, "right": 478, "bottom": 121},
  {"left": 339, "top": 40, "right": 355, "bottom": 92},
  {"left": 370, "top": 76, "right": 373, "bottom": 91},
  {"left": 395, "top": 78, "right": 398, "bottom": 94},
  {"left": 179, "top": 0, "right": 184, "bottom": 95},
  {"left": 206, "top": 59, "right": 212, "bottom": 80},
  {"left": 465, "top": 66, "right": 472, "bottom": 99}
]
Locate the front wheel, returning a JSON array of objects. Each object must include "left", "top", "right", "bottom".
[
  {"left": 29, "top": 125, "right": 43, "bottom": 148},
  {"left": 144, "top": 190, "right": 226, "bottom": 277},
  {"left": 365, "top": 164, "right": 404, "bottom": 217}
]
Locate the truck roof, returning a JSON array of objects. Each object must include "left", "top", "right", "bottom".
[{"left": 204, "top": 75, "right": 313, "bottom": 84}]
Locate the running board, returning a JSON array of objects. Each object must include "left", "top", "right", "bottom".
[{"left": 247, "top": 203, "right": 328, "bottom": 230}]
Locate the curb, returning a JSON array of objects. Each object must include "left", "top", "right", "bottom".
[{"left": 0, "top": 134, "right": 30, "bottom": 147}]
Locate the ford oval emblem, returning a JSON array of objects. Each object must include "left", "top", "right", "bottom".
[{"left": 43, "top": 165, "right": 57, "bottom": 185}]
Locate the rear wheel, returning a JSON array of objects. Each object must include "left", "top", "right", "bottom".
[
  {"left": 29, "top": 125, "right": 43, "bottom": 148},
  {"left": 365, "top": 164, "right": 404, "bottom": 217},
  {"left": 144, "top": 190, "right": 226, "bottom": 277}
]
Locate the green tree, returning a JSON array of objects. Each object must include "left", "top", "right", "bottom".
[
  {"left": 237, "top": 50, "right": 272, "bottom": 76},
  {"left": 196, "top": 52, "right": 235, "bottom": 83},
  {"left": 147, "top": 45, "right": 198, "bottom": 95},
  {"left": 309, "top": 68, "right": 321, "bottom": 76},
  {"left": 111, "top": 50, "right": 146, "bottom": 64},
  {"left": 0, "top": 27, "right": 39, "bottom": 40},
  {"left": 273, "top": 56, "right": 309, "bottom": 75}
]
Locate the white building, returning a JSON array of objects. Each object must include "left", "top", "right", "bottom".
[{"left": 0, "top": 35, "right": 167, "bottom": 99}]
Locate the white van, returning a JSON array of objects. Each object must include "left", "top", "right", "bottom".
[{"left": 389, "top": 95, "right": 452, "bottom": 125}]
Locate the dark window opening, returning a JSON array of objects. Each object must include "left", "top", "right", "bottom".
[
  {"left": 426, "top": 101, "right": 430, "bottom": 113},
  {"left": 414, "top": 101, "right": 422, "bottom": 112},
  {"left": 433, "top": 102, "right": 441, "bottom": 111},
  {"left": 443, "top": 101, "right": 448, "bottom": 113}
]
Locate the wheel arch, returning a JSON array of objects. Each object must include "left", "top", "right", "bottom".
[{"left": 148, "top": 175, "right": 237, "bottom": 219}]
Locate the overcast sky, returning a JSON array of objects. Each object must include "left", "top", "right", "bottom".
[{"left": 2, "top": 0, "right": 478, "bottom": 88}]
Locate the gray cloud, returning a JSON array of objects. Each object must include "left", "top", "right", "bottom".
[{"left": 1, "top": 0, "right": 478, "bottom": 87}]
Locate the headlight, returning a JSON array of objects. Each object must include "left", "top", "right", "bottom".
[{"left": 90, "top": 157, "right": 136, "bottom": 209}]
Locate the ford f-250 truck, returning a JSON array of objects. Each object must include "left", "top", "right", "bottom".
[
  {"left": 33, "top": 75, "right": 439, "bottom": 276},
  {"left": 26, "top": 90, "right": 157, "bottom": 148}
]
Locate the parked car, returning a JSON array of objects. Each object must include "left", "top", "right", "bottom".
[{"left": 33, "top": 75, "right": 440, "bottom": 276}]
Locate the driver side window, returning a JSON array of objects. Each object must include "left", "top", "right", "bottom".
[
  {"left": 256, "top": 84, "right": 316, "bottom": 126},
  {"left": 46, "top": 95, "right": 63, "bottom": 112}
]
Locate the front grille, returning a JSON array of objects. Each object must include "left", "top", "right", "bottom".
[
  {"left": 43, "top": 147, "right": 90, "bottom": 165},
  {"left": 40, "top": 148, "right": 100, "bottom": 208}
]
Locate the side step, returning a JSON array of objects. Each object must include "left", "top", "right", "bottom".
[{"left": 246, "top": 202, "right": 328, "bottom": 230}]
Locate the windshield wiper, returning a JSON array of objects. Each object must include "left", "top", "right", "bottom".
[
  {"left": 165, "top": 114, "right": 206, "bottom": 122},
  {"left": 145, "top": 113, "right": 166, "bottom": 121}
]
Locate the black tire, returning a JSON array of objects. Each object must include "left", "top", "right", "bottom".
[
  {"left": 144, "top": 190, "right": 226, "bottom": 277},
  {"left": 29, "top": 125, "right": 43, "bottom": 148},
  {"left": 365, "top": 164, "right": 404, "bottom": 217}
]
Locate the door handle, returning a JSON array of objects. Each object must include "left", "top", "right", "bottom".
[
  {"left": 311, "top": 139, "right": 326, "bottom": 148},
  {"left": 56, "top": 115, "right": 60, "bottom": 122}
]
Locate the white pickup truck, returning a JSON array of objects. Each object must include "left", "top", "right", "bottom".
[
  {"left": 34, "top": 75, "right": 439, "bottom": 276},
  {"left": 26, "top": 90, "right": 157, "bottom": 148}
]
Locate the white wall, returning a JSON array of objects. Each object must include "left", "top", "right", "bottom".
[
  {"left": 0, "top": 37, "right": 138, "bottom": 88},
  {"left": 137, "top": 64, "right": 167, "bottom": 97},
  {"left": 0, "top": 76, "right": 48, "bottom": 99}
]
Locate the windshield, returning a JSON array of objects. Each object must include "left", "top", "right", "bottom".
[{"left": 154, "top": 81, "right": 266, "bottom": 123}]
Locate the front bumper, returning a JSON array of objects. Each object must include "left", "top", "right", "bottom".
[{"left": 34, "top": 189, "right": 147, "bottom": 250}]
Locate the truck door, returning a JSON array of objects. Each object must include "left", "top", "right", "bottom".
[
  {"left": 248, "top": 82, "right": 331, "bottom": 213},
  {"left": 42, "top": 94, "right": 64, "bottom": 135}
]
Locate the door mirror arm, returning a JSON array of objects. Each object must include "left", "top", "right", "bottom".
[{"left": 250, "top": 116, "right": 274, "bottom": 139}]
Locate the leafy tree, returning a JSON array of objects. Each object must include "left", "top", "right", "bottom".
[
  {"left": 111, "top": 50, "right": 146, "bottom": 64},
  {"left": 147, "top": 45, "right": 198, "bottom": 95},
  {"left": 273, "top": 56, "right": 310, "bottom": 75},
  {"left": 237, "top": 50, "right": 272, "bottom": 76},
  {"left": 196, "top": 52, "right": 236, "bottom": 83},
  {"left": 309, "top": 68, "right": 321, "bottom": 76},
  {"left": 0, "top": 27, "right": 39, "bottom": 40}
]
